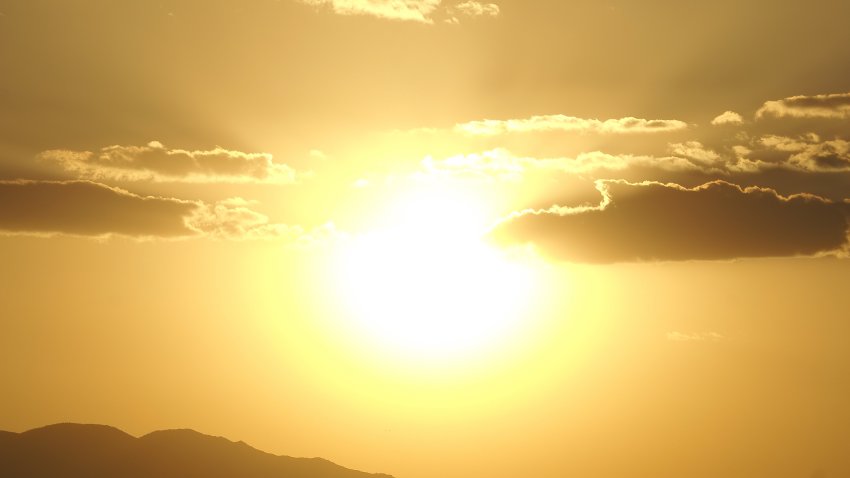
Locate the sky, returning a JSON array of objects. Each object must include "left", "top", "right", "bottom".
[{"left": 2, "top": 1, "right": 850, "bottom": 477}]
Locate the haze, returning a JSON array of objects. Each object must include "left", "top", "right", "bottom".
[{"left": 2, "top": 1, "right": 850, "bottom": 477}]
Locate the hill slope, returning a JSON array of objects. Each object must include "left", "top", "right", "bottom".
[{"left": 0, "top": 423, "right": 394, "bottom": 478}]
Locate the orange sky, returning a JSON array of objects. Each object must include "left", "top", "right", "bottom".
[{"left": 2, "top": 2, "right": 850, "bottom": 477}]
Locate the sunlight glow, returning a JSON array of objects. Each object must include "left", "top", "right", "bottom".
[{"left": 332, "top": 189, "right": 538, "bottom": 363}]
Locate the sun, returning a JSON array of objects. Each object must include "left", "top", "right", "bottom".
[{"left": 330, "top": 187, "right": 538, "bottom": 364}]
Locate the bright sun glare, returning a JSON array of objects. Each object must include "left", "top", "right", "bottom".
[{"left": 333, "top": 189, "right": 538, "bottom": 363}]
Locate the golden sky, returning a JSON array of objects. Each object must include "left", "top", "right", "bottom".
[{"left": 2, "top": 1, "right": 850, "bottom": 477}]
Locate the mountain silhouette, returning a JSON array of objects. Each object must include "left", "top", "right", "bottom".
[{"left": 0, "top": 423, "right": 394, "bottom": 478}]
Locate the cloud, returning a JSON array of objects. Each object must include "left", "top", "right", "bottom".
[
  {"left": 187, "top": 200, "right": 306, "bottom": 241},
  {"left": 39, "top": 141, "right": 297, "bottom": 184},
  {"left": 758, "top": 134, "right": 815, "bottom": 152},
  {"left": 756, "top": 92, "right": 850, "bottom": 119},
  {"left": 732, "top": 134, "right": 850, "bottom": 173},
  {"left": 453, "top": 115, "right": 688, "bottom": 136},
  {"left": 764, "top": 135, "right": 850, "bottom": 172},
  {"left": 666, "top": 331, "right": 725, "bottom": 342},
  {"left": 711, "top": 110, "right": 744, "bottom": 125},
  {"left": 0, "top": 180, "right": 308, "bottom": 240},
  {"left": 491, "top": 180, "right": 850, "bottom": 263},
  {"left": 448, "top": 1, "right": 499, "bottom": 17},
  {"left": 299, "top": 0, "right": 441, "bottom": 23},
  {"left": 0, "top": 180, "right": 198, "bottom": 238},
  {"left": 309, "top": 149, "right": 328, "bottom": 160},
  {"left": 434, "top": 137, "right": 850, "bottom": 178},
  {"left": 786, "top": 139, "right": 850, "bottom": 172},
  {"left": 419, "top": 148, "right": 713, "bottom": 181},
  {"left": 667, "top": 141, "right": 722, "bottom": 166}
]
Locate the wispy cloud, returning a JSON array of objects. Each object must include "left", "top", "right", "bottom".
[
  {"left": 39, "top": 141, "right": 297, "bottom": 184},
  {"left": 756, "top": 92, "right": 850, "bottom": 119},
  {"left": 298, "top": 0, "right": 441, "bottom": 23},
  {"left": 764, "top": 136, "right": 850, "bottom": 172},
  {"left": 419, "top": 148, "right": 709, "bottom": 181},
  {"left": 453, "top": 115, "right": 688, "bottom": 136},
  {"left": 711, "top": 110, "right": 744, "bottom": 125},
  {"left": 731, "top": 134, "right": 850, "bottom": 173},
  {"left": 666, "top": 331, "right": 725, "bottom": 342},
  {"left": 667, "top": 141, "right": 722, "bottom": 166},
  {"left": 448, "top": 1, "right": 499, "bottom": 17}
]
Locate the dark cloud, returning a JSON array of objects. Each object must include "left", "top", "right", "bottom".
[
  {"left": 0, "top": 180, "right": 309, "bottom": 240},
  {"left": 491, "top": 180, "right": 850, "bottom": 263},
  {"left": 0, "top": 180, "right": 197, "bottom": 238}
]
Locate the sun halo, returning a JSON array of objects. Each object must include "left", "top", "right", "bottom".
[{"left": 330, "top": 189, "right": 540, "bottom": 365}]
